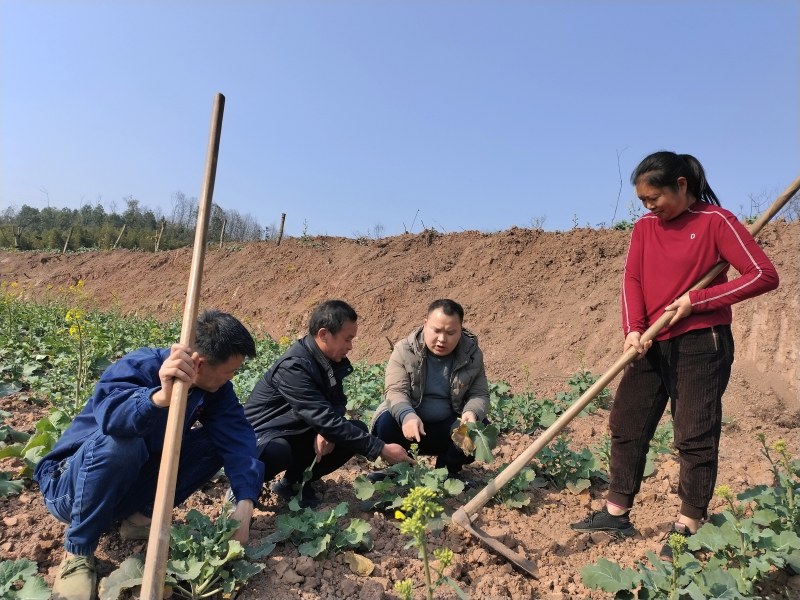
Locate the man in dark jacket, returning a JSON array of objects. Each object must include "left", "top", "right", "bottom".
[
  {"left": 244, "top": 300, "right": 412, "bottom": 507},
  {"left": 35, "top": 310, "right": 264, "bottom": 600}
]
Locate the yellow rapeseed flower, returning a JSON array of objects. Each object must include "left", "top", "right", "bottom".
[{"left": 715, "top": 485, "right": 734, "bottom": 501}]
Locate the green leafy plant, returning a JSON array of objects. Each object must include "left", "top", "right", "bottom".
[
  {"left": 534, "top": 435, "right": 602, "bottom": 494},
  {"left": 393, "top": 487, "right": 468, "bottom": 600},
  {"left": 565, "top": 367, "right": 612, "bottom": 411},
  {"left": 592, "top": 422, "right": 673, "bottom": 481},
  {"left": 451, "top": 420, "right": 499, "bottom": 463},
  {"left": 99, "top": 509, "right": 273, "bottom": 600},
  {"left": 488, "top": 381, "right": 560, "bottom": 434},
  {"left": 582, "top": 435, "right": 800, "bottom": 599},
  {"left": 231, "top": 335, "right": 285, "bottom": 401},
  {"left": 757, "top": 434, "right": 800, "bottom": 530},
  {"left": 266, "top": 501, "right": 372, "bottom": 558},
  {"left": 491, "top": 464, "right": 542, "bottom": 508},
  {"left": 0, "top": 409, "right": 71, "bottom": 479},
  {"left": 343, "top": 361, "right": 385, "bottom": 422},
  {"left": 0, "top": 558, "right": 50, "bottom": 600},
  {"left": 354, "top": 446, "right": 465, "bottom": 511}
]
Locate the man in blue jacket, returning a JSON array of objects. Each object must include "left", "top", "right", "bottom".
[
  {"left": 244, "top": 300, "right": 412, "bottom": 508},
  {"left": 35, "top": 310, "right": 264, "bottom": 600}
]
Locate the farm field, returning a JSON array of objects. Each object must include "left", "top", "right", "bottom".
[{"left": 1, "top": 222, "right": 798, "bottom": 599}]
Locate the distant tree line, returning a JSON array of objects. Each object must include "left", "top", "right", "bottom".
[{"left": 0, "top": 192, "right": 278, "bottom": 251}]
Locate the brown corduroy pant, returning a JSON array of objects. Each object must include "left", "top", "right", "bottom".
[{"left": 607, "top": 325, "right": 734, "bottom": 520}]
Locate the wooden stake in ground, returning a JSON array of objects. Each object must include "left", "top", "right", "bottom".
[
  {"left": 452, "top": 175, "right": 800, "bottom": 576},
  {"left": 139, "top": 93, "right": 226, "bottom": 600}
]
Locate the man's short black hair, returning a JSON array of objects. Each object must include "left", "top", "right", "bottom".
[
  {"left": 309, "top": 300, "right": 358, "bottom": 336},
  {"left": 427, "top": 298, "right": 464, "bottom": 322},
  {"left": 194, "top": 309, "right": 256, "bottom": 364}
]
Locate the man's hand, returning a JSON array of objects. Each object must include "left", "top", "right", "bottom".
[
  {"left": 461, "top": 411, "right": 477, "bottom": 424},
  {"left": 665, "top": 294, "right": 693, "bottom": 327},
  {"left": 229, "top": 499, "right": 254, "bottom": 545},
  {"left": 314, "top": 434, "right": 335, "bottom": 462},
  {"left": 401, "top": 414, "right": 426, "bottom": 442},
  {"left": 380, "top": 443, "right": 415, "bottom": 465},
  {"left": 623, "top": 331, "right": 652, "bottom": 359},
  {"left": 151, "top": 343, "right": 197, "bottom": 407}
]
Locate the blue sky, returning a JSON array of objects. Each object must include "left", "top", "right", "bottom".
[{"left": 1, "top": 1, "right": 797, "bottom": 238}]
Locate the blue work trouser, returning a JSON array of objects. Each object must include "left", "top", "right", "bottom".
[
  {"left": 37, "top": 426, "right": 223, "bottom": 556},
  {"left": 371, "top": 411, "right": 474, "bottom": 474}
]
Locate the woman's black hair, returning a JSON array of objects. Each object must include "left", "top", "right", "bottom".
[{"left": 631, "top": 151, "right": 721, "bottom": 206}]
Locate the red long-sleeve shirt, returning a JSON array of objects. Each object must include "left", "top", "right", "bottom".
[{"left": 622, "top": 202, "right": 779, "bottom": 341}]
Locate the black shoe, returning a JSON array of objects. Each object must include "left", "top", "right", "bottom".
[
  {"left": 270, "top": 478, "right": 321, "bottom": 509},
  {"left": 366, "top": 469, "right": 389, "bottom": 483},
  {"left": 571, "top": 507, "right": 636, "bottom": 538},
  {"left": 659, "top": 522, "right": 693, "bottom": 562}
]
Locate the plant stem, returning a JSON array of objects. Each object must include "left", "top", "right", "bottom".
[{"left": 420, "top": 536, "right": 433, "bottom": 600}]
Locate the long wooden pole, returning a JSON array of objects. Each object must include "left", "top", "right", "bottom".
[{"left": 139, "top": 93, "right": 225, "bottom": 600}]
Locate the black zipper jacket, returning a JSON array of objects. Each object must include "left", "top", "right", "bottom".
[{"left": 243, "top": 335, "right": 385, "bottom": 461}]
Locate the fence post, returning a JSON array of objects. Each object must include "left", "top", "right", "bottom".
[
  {"left": 155, "top": 219, "right": 166, "bottom": 252},
  {"left": 113, "top": 224, "right": 127, "bottom": 249},
  {"left": 276, "top": 213, "right": 286, "bottom": 245},
  {"left": 62, "top": 226, "right": 73, "bottom": 254}
]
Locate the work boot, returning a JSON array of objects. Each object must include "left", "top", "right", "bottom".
[
  {"left": 119, "top": 516, "right": 150, "bottom": 541},
  {"left": 52, "top": 552, "right": 97, "bottom": 600},
  {"left": 570, "top": 506, "right": 636, "bottom": 538},
  {"left": 271, "top": 478, "right": 321, "bottom": 509},
  {"left": 659, "top": 522, "right": 694, "bottom": 562}
]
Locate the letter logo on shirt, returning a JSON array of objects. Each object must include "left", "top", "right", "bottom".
[{"left": 690, "top": 233, "right": 696, "bottom": 240}]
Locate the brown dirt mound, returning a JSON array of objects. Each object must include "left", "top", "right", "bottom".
[{"left": 1, "top": 222, "right": 798, "bottom": 599}]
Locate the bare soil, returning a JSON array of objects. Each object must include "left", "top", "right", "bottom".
[{"left": 1, "top": 222, "right": 798, "bottom": 599}]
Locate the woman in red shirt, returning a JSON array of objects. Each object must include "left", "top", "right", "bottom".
[{"left": 571, "top": 151, "right": 779, "bottom": 557}]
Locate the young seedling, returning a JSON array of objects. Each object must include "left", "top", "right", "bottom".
[
  {"left": 354, "top": 445, "right": 465, "bottom": 511},
  {"left": 393, "top": 487, "right": 468, "bottom": 600},
  {"left": 99, "top": 509, "right": 273, "bottom": 600}
]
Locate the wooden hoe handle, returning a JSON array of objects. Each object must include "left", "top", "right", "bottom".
[{"left": 139, "top": 93, "right": 226, "bottom": 600}]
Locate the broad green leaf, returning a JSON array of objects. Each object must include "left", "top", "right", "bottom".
[
  {"left": 0, "top": 473, "right": 25, "bottom": 497},
  {"left": 353, "top": 476, "right": 376, "bottom": 500},
  {"left": 0, "top": 445, "right": 22, "bottom": 459},
  {"left": 0, "top": 558, "right": 38, "bottom": 591},
  {"left": 245, "top": 539, "right": 276, "bottom": 560},
  {"left": 332, "top": 502, "right": 349, "bottom": 519},
  {"left": 0, "top": 381, "right": 23, "bottom": 397},
  {"left": 14, "top": 575, "right": 51, "bottom": 600},
  {"left": 441, "top": 478, "right": 465, "bottom": 497},
  {"left": 228, "top": 560, "right": 263, "bottom": 581},
  {"left": 298, "top": 533, "right": 331, "bottom": 557},
  {"left": 565, "top": 478, "right": 591, "bottom": 494},
  {"left": 580, "top": 558, "right": 638, "bottom": 592},
  {"left": 98, "top": 555, "right": 144, "bottom": 600},
  {"left": 693, "top": 568, "right": 750, "bottom": 598},
  {"left": 470, "top": 422, "right": 499, "bottom": 463}
]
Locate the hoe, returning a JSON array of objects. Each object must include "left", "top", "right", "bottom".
[{"left": 451, "top": 175, "right": 800, "bottom": 577}]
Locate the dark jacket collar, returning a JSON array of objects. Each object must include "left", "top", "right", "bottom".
[{"left": 301, "top": 334, "right": 350, "bottom": 387}]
